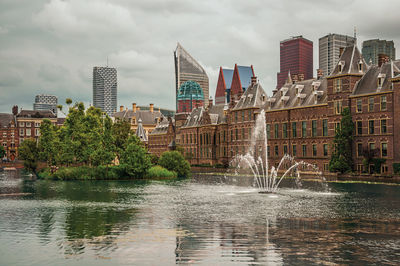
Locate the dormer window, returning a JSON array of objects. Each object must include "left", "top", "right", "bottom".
[
  {"left": 338, "top": 61, "right": 345, "bottom": 73},
  {"left": 377, "top": 73, "right": 386, "bottom": 88},
  {"left": 358, "top": 60, "right": 363, "bottom": 72}
]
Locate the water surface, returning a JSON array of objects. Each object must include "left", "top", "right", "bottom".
[{"left": 0, "top": 170, "right": 399, "bottom": 265}]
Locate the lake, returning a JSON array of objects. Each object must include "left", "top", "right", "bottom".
[{"left": 0, "top": 170, "right": 399, "bottom": 265}]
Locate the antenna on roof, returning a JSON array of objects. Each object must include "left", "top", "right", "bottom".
[
  {"left": 354, "top": 26, "right": 357, "bottom": 39},
  {"left": 106, "top": 56, "right": 109, "bottom": 67}
]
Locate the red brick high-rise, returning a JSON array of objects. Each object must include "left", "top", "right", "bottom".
[{"left": 277, "top": 36, "right": 313, "bottom": 89}]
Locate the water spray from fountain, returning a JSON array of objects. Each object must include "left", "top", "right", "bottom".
[{"left": 231, "top": 110, "right": 321, "bottom": 193}]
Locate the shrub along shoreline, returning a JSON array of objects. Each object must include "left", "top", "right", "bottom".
[{"left": 37, "top": 164, "right": 177, "bottom": 180}]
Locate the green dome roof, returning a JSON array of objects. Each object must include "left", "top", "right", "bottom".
[{"left": 178, "top": 81, "right": 204, "bottom": 101}]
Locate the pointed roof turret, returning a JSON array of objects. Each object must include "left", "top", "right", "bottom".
[
  {"left": 135, "top": 118, "right": 148, "bottom": 142},
  {"left": 285, "top": 70, "right": 293, "bottom": 84}
]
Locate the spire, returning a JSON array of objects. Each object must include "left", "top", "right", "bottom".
[
  {"left": 285, "top": 70, "right": 293, "bottom": 84},
  {"left": 135, "top": 118, "right": 147, "bottom": 142}
]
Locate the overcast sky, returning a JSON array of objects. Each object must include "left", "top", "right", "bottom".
[{"left": 1, "top": 0, "right": 399, "bottom": 113}]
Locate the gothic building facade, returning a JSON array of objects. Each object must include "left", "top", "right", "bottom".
[{"left": 148, "top": 45, "right": 400, "bottom": 175}]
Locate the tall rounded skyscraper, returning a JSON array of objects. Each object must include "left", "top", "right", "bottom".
[
  {"left": 174, "top": 43, "right": 209, "bottom": 112},
  {"left": 93, "top": 66, "right": 117, "bottom": 117}
]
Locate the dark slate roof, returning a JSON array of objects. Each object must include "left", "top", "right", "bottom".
[
  {"left": 182, "top": 107, "right": 204, "bottom": 127},
  {"left": 150, "top": 117, "right": 174, "bottom": 135},
  {"left": 330, "top": 45, "right": 368, "bottom": 76},
  {"left": 222, "top": 68, "right": 234, "bottom": 90},
  {"left": 264, "top": 78, "right": 327, "bottom": 111},
  {"left": 0, "top": 113, "right": 15, "bottom": 128},
  {"left": 182, "top": 104, "right": 227, "bottom": 128},
  {"left": 113, "top": 109, "right": 164, "bottom": 125},
  {"left": 237, "top": 66, "right": 254, "bottom": 90},
  {"left": 17, "top": 110, "right": 56, "bottom": 118},
  {"left": 352, "top": 60, "right": 400, "bottom": 96},
  {"left": 208, "top": 104, "right": 227, "bottom": 124},
  {"left": 233, "top": 82, "right": 267, "bottom": 110}
]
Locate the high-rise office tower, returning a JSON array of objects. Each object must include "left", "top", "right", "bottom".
[
  {"left": 277, "top": 36, "right": 313, "bottom": 89},
  {"left": 33, "top": 94, "right": 58, "bottom": 116},
  {"left": 93, "top": 66, "right": 117, "bottom": 117},
  {"left": 319, "top": 33, "right": 356, "bottom": 76},
  {"left": 362, "top": 39, "right": 396, "bottom": 65},
  {"left": 174, "top": 43, "right": 209, "bottom": 111}
]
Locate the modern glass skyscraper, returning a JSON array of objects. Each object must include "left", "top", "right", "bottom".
[
  {"left": 93, "top": 66, "right": 117, "bottom": 117},
  {"left": 33, "top": 94, "right": 58, "bottom": 116},
  {"left": 174, "top": 43, "right": 209, "bottom": 111},
  {"left": 319, "top": 33, "right": 356, "bottom": 76},
  {"left": 362, "top": 39, "right": 395, "bottom": 65}
]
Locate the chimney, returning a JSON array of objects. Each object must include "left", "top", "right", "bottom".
[
  {"left": 132, "top": 103, "right": 137, "bottom": 113},
  {"left": 317, "top": 69, "right": 323, "bottom": 79},
  {"left": 378, "top": 54, "right": 389, "bottom": 67},
  {"left": 149, "top": 103, "right": 154, "bottom": 113},
  {"left": 251, "top": 76, "right": 257, "bottom": 85},
  {"left": 339, "top": 47, "right": 344, "bottom": 58},
  {"left": 12, "top": 105, "right": 18, "bottom": 115},
  {"left": 298, "top": 73, "right": 304, "bottom": 81},
  {"left": 120, "top": 105, "right": 124, "bottom": 112},
  {"left": 292, "top": 74, "right": 298, "bottom": 83}
]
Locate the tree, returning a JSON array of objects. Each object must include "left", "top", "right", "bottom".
[
  {"left": 38, "top": 119, "right": 58, "bottom": 166},
  {"left": 120, "top": 135, "right": 152, "bottom": 177},
  {"left": 0, "top": 145, "right": 5, "bottom": 159},
  {"left": 111, "top": 118, "right": 132, "bottom": 160},
  {"left": 329, "top": 108, "right": 354, "bottom": 173},
  {"left": 19, "top": 139, "right": 40, "bottom": 173},
  {"left": 159, "top": 151, "right": 191, "bottom": 178},
  {"left": 66, "top": 98, "right": 72, "bottom": 105}
]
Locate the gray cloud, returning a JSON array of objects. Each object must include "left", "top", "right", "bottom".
[{"left": 0, "top": 0, "right": 399, "bottom": 113}]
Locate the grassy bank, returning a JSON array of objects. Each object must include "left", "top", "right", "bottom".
[{"left": 37, "top": 165, "right": 177, "bottom": 180}]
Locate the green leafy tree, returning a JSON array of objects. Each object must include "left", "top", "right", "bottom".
[
  {"left": 38, "top": 119, "right": 58, "bottom": 166},
  {"left": 159, "top": 151, "right": 191, "bottom": 178},
  {"left": 64, "top": 102, "right": 88, "bottom": 164},
  {"left": 19, "top": 139, "right": 40, "bottom": 173},
  {"left": 329, "top": 108, "right": 354, "bottom": 173},
  {"left": 120, "top": 135, "right": 151, "bottom": 177},
  {"left": 111, "top": 118, "right": 132, "bottom": 160},
  {"left": 0, "top": 145, "right": 5, "bottom": 159},
  {"left": 66, "top": 98, "right": 72, "bottom": 105}
]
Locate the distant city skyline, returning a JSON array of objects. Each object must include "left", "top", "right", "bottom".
[{"left": 0, "top": 0, "right": 399, "bottom": 113}]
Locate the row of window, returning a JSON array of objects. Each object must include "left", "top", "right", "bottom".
[
  {"left": 18, "top": 122, "right": 41, "bottom": 128},
  {"left": 356, "top": 96, "right": 387, "bottom": 113},
  {"left": 267, "top": 120, "right": 328, "bottom": 139},
  {"left": 356, "top": 142, "right": 388, "bottom": 157},
  {"left": 19, "top": 128, "right": 40, "bottom": 137},
  {"left": 334, "top": 95, "right": 388, "bottom": 116},
  {"left": 2, "top": 143, "right": 16, "bottom": 148},
  {"left": 233, "top": 110, "right": 254, "bottom": 123},
  {"left": 267, "top": 143, "right": 329, "bottom": 158},
  {"left": 356, "top": 119, "right": 387, "bottom": 135}
]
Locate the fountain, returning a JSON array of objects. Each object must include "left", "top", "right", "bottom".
[{"left": 231, "top": 110, "right": 321, "bottom": 193}]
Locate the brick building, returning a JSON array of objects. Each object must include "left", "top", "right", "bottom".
[
  {"left": 147, "top": 117, "right": 175, "bottom": 157},
  {"left": 0, "top": 107, "right": 18, "bottom": 161},
  {"left": 16, "top": 109, "right": 57, "bottom": 144},
  {"left": 149, "top": 45, "right": 400, "bottom": 175}
]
